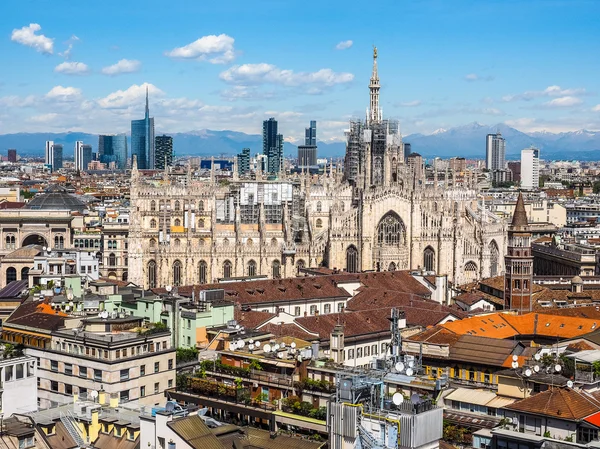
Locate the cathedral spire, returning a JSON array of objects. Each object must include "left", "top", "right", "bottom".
[
  {"left": 368, "top": 46, "right": 381, "bottom": 124},
  {"left": 511, "top": 192, "right": 529, "bottom": 229}
]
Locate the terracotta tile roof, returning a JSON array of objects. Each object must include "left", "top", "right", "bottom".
[
  {"left": 295, "top": 309, "right": 393, "bottom": 339},
  {"left": 405, "top": 326, "right": 461, "bottom": 346},
  {"left": 539, "top": 306, "right": 600, "bottom": 320},
  {"left": 98, "top": 277, "right": 131, "bottom": 288},
  {"left": 449, "top": 335, "right": 523, "bottom": 366},
  {"left": 94, "top": 433, "right": 138, "bottom": 449},
  {"left": 505, "top": 388, "right": 600, "bottom": 421},
  {"left": 234, "top": 307, "right": 276, "bottom": 329},
  {"left": 156, "top": 277, "right": 349, "bottom": 305},
  {"left": 333, "top": 271, "right": 432, "bottom": 296},
  {"left": 4, "top": 298, "right": 68, "bottom": 332},
  {"left": 0, "top": 201, "right": 26, "bottom": 209},
  {"left": 454, "top": 292, "right": 495, "bottom": 306},
  {"left": 442, "top": 313, "right": 518, "bottom": 338},
  {"left": 566, "top": 341, "right": 597, "bottom": 352}
]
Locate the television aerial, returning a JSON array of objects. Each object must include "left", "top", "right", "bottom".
[{"left": 392, "top": 393, "right": 404, "bottom": 406}]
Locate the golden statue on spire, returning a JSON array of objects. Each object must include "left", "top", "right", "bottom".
[{"left": 373, "top": 45, "right": 378, "bottom": 59}]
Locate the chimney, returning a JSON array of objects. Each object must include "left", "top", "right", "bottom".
[{"left": 98, "top": 388, "right": 106, "bottom": 405}]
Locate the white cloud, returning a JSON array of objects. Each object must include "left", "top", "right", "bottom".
[
  {"left": 11, "top": 23, "right": 54, "bottom": 54},
  {"left": 220, "top": 64, "right": 354, "bottom": 87},
  {"left": 464, "top": 73, "right": 494, "bottom": 82},
  {"left": 28, "top": 113, "right": 59, "bottom": 123},
  {"left": 335, "top": 40, "right": 353, "bottom": 50},
  {"left": 592, "top": 104, "right": 600, "bottom": 112},
  {"left": 220, "top": 85, "right": 275, "bottom": 101},
  {"left": 542, "top": 96, "right": 583, "bottom": 108},
  {"left": 54, "top": 61, "right": 90, "bottom": 75},
  {"left": 398, "top": 100, "right": 422, "bottom": 107},
  {"left": 98, "top": 83, "right": 164, "bottom": 109},
  {"left": 0, "top": 95, "right": 36, "bottom": 108},
  {"left": 59, "top": 35, "right": 80, "bottom": 59},
  {"left": 503, "top": 85, "right": 587, "bottom": 102},
  {"left": 101, "top": 59, "right": 142, "bottom": 76},
  {"left": 46, "top": 86, "right": 82, "bottom": 101},
  {"left": 165, "top": 34, "right": 235, "bottom": 64}
]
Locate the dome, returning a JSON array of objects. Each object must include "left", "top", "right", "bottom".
[
  {"left": 572, "top": 276, "right": 583, "bottom": 285},
  {"left": 25, "top": 186, "right": 87, "bottom": 213}
]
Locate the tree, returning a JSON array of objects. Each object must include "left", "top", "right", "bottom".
[
  {"left": 593, "top": 181, "right": 600, "bottom": 194},
  {"left": 176, "top": 347, "right": 199, "bottom": 364}
]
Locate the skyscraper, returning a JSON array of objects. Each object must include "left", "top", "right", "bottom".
[
  {"left": 74, "top": 141, "right": 92, "bottom": 171},
  {"left": 520, "top": 147, "right": 540, "bottom": 190},
  {"left": 298, "top": 120, "right": 318, "bottom": 167},
  {"left": 131, "top": 87, "right": 155, "bottom": 170},
  {"left": 485, "top": 132, "right": 506, "bottom": 171},
  {"left": 237, "top": 147, "right": 250, "bottom": 175},
  {"left": 7, "top": 149, "right": 17, "bottom": 163},
  {"left": 98, "top": 134, "right": 128, "bottom": 169},
  {"left": 45, "top": 141, "right": 63, "bottom": 172},
  {"left": 155, "top": 135, "right": 173, "bottom": 170},
  {"left": 262, "top": 117, "right": 283, "bottom": 174}
]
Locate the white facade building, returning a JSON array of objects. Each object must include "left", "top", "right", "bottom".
[
  {"left": 521, "top": 147, "right": 540, "bottom": 190},
  {"left": 0, "top": 356, "right": 38, "bottom": 416},
  {"left": 486, "top": 133, "right": 506, "bottom": 171}
]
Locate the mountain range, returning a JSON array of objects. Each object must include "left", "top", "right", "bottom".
[{"left": 1, "top": 122, "right": 599, "bottom": 161}]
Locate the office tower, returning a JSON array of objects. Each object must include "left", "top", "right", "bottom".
[
  {"left": 74, "top": 141, "right": 92, "bottom": 172},
  {"left": 45, "top": 141, "right": 63, "bottom": 172},
  {"left": 237, "top": 148, "right": 250, "bottom": 175},
  {"left": 262, "top": 117, "right": 283, "bottom": 174},
  {"left": 155, "top": 135, "right": 173, "bottom": 170},
  {"left": 407, "top": 152, "right": 424, "bottom": 180},
  {"left": 298, "top": 120, "right": 318, "bottom": 167},
  {"left": 7, "top": 149, "right": 17, "bottom": 163},
  {"left": 486, "top": 132, "right": 506, "bottom": 170},
  {"left": 508, "top": 161, "right": 521, "bottom": 182},
  {"left": 131, "top": 87, "right": 155, "bottom": 170},
  {"left": 520, "top": 147, "right": 540, "bottom": 190},
  {"left": 98, "top": 134, "right": 128, "bottom": 169},
  {"left": 448, "top": 157, "right": 466, "bottom": 172},
  {"left": 403, "top": 143, "right": 412, "bottom": 161}
]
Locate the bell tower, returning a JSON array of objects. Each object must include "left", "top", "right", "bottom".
[{"left": 504, "top": 192, "right": 533, "bottom": 312}]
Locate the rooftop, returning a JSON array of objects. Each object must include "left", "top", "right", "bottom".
[{"left": 504, "top": 387, "right": 600, "bottom": 421}]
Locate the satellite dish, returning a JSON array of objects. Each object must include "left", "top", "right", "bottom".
[
  {"left": 166, "top": 285, "right": 172, "bottom": 292},
  {"left": 43, "top": 247, "right": 47, "bottom": 252},
  {"left": 406, "top": 368, "right": 414, "bottom": 376},
  {"left": 254, "top": 341, "right": 261, "bottom": 348},
  {"left": 392, "top": 393, "right": 404, "bottom": 406},
  {"left": 524, "top": 368, "right": 532, "bottom": 377},
  {"left": 511, "top": 361, "right": 519, "bottom": 369},
  {"left": 165, "top": 402, "right": 175, "bottom": 412},
  {"left": 512, "top": 355, "right": 518, "bottom": 362},
  {"left": 534, "top": 353, "right": 541, "bottom": 361},
  {"left": 274, "top": 344, "right": 280, "bottom": 351},
  {"left": 263, "top": 344, "right": 271, "bottom": 353},
  {"left": 235, "top": 324, "right": 241, "bottom": 329},
  {"left": 567, "top": 380, "right": 574, "bottom": 388},
  {"left": 280, "top": 342, "right": 286, "bottom": 349},
  {"left": 533, "top": 365, "right": 540, "bottom": 373},
  {"left": 238, "top": 340, "right": 245, "bottom": 348},
  {"left": 408, "top": 360, "right": 415, "bottom": 368},
  {"left": 277, "top": 352, "right": 283, "bottom": 359},
  {"left": 555, "top": 364, "right": 562, "bottom": 372},
  {"left": 410, "top": 393, "right": 420, "bottom": 404},
  {"left": 90, "top": 390, "right": 99, "bottom": 399},
  {"left": 297, "top": 355, "right": 303, "bottom": 362},
  {"left": 291, "top": 342, "right": 296, "bottom": 349},
  {"left": 249, "top": 339, "right": 254, "bottom": 345},
  {"left": 395, "top": 362, "right": 405, "bottom": 372}
]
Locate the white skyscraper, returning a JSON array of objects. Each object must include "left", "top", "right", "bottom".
[
  {"left": 45, "top": 140, "right": 54, "bottom": 167},
  {"left": 521, "top": 147, "right": 540, "bottom": 190},
  {"left": 74, "top": 141, "right": 92, "bottom": 171},
  {"left": 485, "top": 133, "right": 506, "bottom": 170},
  {"left": 44, "top": 141, "right": 63, "bottom": 172}
]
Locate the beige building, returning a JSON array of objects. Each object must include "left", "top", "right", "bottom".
[
  {"left": 488, "top": 198, "right": 567, "bottom": 228},
  {"left": 27, "top": 316, "right": 175, "bottom": 408}
]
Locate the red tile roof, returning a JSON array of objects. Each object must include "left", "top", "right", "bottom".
[{"left": 505, "top": 388, "right": 600, "bottom": 421}]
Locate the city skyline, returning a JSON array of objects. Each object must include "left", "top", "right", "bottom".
[{"left": 1, "top": 0, "right": 599, "bottom": 143}]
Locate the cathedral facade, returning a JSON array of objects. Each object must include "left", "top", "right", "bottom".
[{"left": 128, "top": 50, "right": 507, "bottom": 289}]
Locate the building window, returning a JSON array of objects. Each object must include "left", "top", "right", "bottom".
[
  {"left": 174, "top": 219, "right": 181, "bottom": 227},
  {"left": 64, "top": 364, "right": 72, "bottom": 376},
  {"left": 247, "top": 260, "right": 257, "bottom": 277},
  {"left": 154, "top": 382, "right": 160, "bottom": 394},
  {"left": 316, "top": 218, "right": 322, "bottom": 228},
  {"left": 5, "top": 235, "right": 15, "bottom": 250},
  {"left": 377, "top": 213, "right": 406, "bottom": 247},
  {"left": 51, "top": 360, "right": 58, "bottom": 372},
  {"left": 198, "top": 218, "right": 205, "bottom": 228},
  {"left": 348, "top": 349, "right": 354, "bottom": 359},
  {"left": 150, "top": 219, "right": 157, "bottom": 228},
  {"left": 338, "top": 303, "right": 344, "bottom": 312},
  {"left": 168, "top": 359, "right": 174, "bottom": 370},
  {"left": 372, "top": 344, "right": 378, "bottom": 355},
  {"left": 357, "top": 347, "right": 363, "bottom": 358},
  {"left": 120, "top": 369, "right": 129, "bottom": 381},
  {"left": 140, "top": 365, "right": 146, "bottom": 376},
  {"left": 147, "top": 260, "right": 157, "bottom": 288},
  {"left": 79, "top": 366, "right": 87, "bottom": 378},
  {"left": 154, "top": 362, "right": 159, "bottom": 373},
  {"left": 109, "top": 253, "right": 116, "bottom": 267},
  {"left": 424, "top": 246, "right": 435, "bottom": 272},
  {"left": 316, "top": 201, "right": 322, "bottom": 212},
  {"left": 150, "top": 200, "right": 156, "bottom": 211},
  {"left": 168, "top": 379, "right": 173, "bottom": 388},
  {"left": 346, "top": 246, "right": 358, "bottom": 273},
  {"left": 294, "top": 306, "right": 301, "bottom": 316},
  {"left": 324, "top": 304, "right": 331, "bottom": 314},
  {"left": 51, "top": 381, "right": 59, "bottom": 391},
  {"left": 310, "top": 305, "right": 318, "bottom": 315},
  {"left": 65, "top": 384, "right": 73, "bottom": 395},
  {"left": 173, "top": 260, "right": 182, "bottom": 286},
  {"left": 120, "top": 390, "right": 129, "bottom": 402},
  {"left": 223, "top": 260, "right": 232, "bottom": 278},
  {"left": 198, "top": 200, "right": 204, "bottom": 211},
  {"left": 174, "top": 200, "right": 181, "bottom": 211},
  {"left": 94, "top": 369, "right": 102, "bottom": 381},
  {"left": 198, "top": 260, "right": 207, "bottom": 284},
  {"left": 272, "top": 260, "right": 281, "bottom": 278},
  {"left": 489, "top": 240, "right": 499, "bottom": 277},
  {"left": 140, "top": 386, "right": 146, "bottom": 397},
  {"left": 6, "top": 267, "right": 17, "bottom": 284}
]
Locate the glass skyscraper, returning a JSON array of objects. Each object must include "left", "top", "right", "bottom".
[
  {"left": 98, "top": 134, "right": 128, "bottom": 169},
  {"left": 155, "top": 135, "right": 173, "bottom": 170},
  {"left": 262, "top": 117, "right": 283, "bottom": 174},
  {"left": 131, "top": 88, "right": 155, "bottom": 169}
]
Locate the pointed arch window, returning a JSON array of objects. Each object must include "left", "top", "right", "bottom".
[
  {"left": 150, "top": 200, "right": 156, "bottom": 211},
  {"left": 489, "top": 240, "right": 499, "bottom": 277},
  {"left": 173, "top": 260, "right": 183, "bottom": 286},
  {"left": 247, "top": 260, "right": 257, "bottom": 277},
  {"left": 296, "top": 259, "right": 306, "bottom": 275},
  {"left": 223, "top": 260, "right": 232, "bottom": 279},
  {"left": 424, "top": 246, "right": 435, "bottom": 272},
  {"left": 316, "top": 201, "right": 322, "bottom": 212},
  {"left": 272, "top": 260, "right": 281, "bottom": 279},
  {"left": 346, "top": 246, "right": 359, "bottom": 273},
  {"left": 198, "top": 260, "right": 208, "bottom": 284},
  {"left": 377, "top": 213, "right": 406, "bottom": 246},
  {"left": 147, "top": 261, "right": 157, "bottom": 288},
  {"left": 174, "top": 200, "right": 181, "bottom": 211},
  {"left": 150, "top": 219, "right": 157, "bottom": 229}
]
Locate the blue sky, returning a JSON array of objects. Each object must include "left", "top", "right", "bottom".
[{"left": 1, "top": 0, "right": 599, "bottom": 141}]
